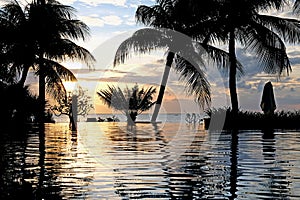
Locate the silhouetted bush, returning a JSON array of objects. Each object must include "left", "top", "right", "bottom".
[
  {"left": 205, "top": 107, "right": 300, "bottom": 130},
  {"left": 0, "top": 84, "right": 40, "bottom": 125}
]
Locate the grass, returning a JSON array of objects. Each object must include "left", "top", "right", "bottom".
[{"left": 204, "top": 107, "right": 300, "bottom": 130}]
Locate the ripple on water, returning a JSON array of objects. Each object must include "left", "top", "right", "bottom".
[{"left": 1, "top": 123, "right": 300, "bottom": 199}]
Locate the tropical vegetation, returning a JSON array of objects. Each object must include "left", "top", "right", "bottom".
[
  {"left": 113, "top": 0, "right": 245, "bottom": 122},
  {"left": 97, "top": 84, "right": 156, "bottom": 124},
  {"left": 51, "top": 86, "right": 93, "bottom": 130},
  {"left": 0, "top": 0, "right": 300, "bottom": 128},
  {"left": 0, "top": 84, "right": 39, "bottom": 124},
  {"left": 114, "top": 0, "right": 300, "bottom": 120},
  {"left": 186, "top": 0, "right": 300, "bottom": 113},
  {"left": 205, "top": 107, "right": 300, "bottom": 130},
  {"left": 0, "top": 0, "right": 94, "bottom": 123}
]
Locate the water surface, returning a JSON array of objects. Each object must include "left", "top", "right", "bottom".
[{"left": 1, "top": 122, "right": 300, "bottom": 199}]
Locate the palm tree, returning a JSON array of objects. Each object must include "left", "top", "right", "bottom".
[
  {"left": 0, "top": 0, "right": 95, "bottom": 122},
  {"left": 97, "top": 84, "right": 156, "bottom": 123},
  {"left": 114, "top": 0, "right": 238, "bottom": 122},
  {"left": 189, "top": 0, "right": 300, "bottom": 113}
]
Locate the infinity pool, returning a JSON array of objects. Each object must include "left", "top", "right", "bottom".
[{"left": 1, "top": 122, "right": 300, "bottom": 199}]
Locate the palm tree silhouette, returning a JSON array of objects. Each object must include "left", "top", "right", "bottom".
[
  {"left": 114, "top": 0, "right": 238, "bottom": 122},
  {"left": 189, "top": 0, "right": 299, "bottom": 113},
  {"left": 97, "top": 84, "right": 156, "bottom": 124},
  {"left": 0, "top": 0, "right": 95, "bottom": 122}
]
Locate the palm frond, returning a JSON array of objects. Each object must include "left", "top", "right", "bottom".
[
  {"left": 45, "top": 0, "right": 77, "bottom": 19},
  {"left": 27, "top": 0, "right": 90, "bottom": 42},
  {"left": 136, "top": 4, "right": 173, "bottom": 29},
  {"left": 174, "top": 55, "right": 211, "bottom": 108},
  {"left": 97, "top": 85, "right": 128, "bottom": 114},
  {"left": 257, "top": 14, "right": 300, "bottom": 44},
  {"left": 58, "top": 19, "right": 90, "bottom": 41},
  {"left": 200, "top": 43, "right": 244, "bottom": 78},
  {"left": 113, "top": 28, "right": 171, "bottom": 66},
  {"left": 97, "top": 86, "right": 113, "bottom": 106},
  {"left": 250, "top": 0, "right": 288, "bottom": 11},
  {"left": 36, "top": 64, "right": 67, "bottom": 100},
  {"left": 294, "top": 0, "right": 300, "bottom": 15},
  {"left": 1, "top": 2, "right": 26, "bottom": 24},
  {"left": 97, "top": 85, "right": 156, "bottom": 116},
  {"left": 28, "top": 0, "right": 76, "bottom": 19},
  {"left": 239, "top": 23, "right": 291, "bottom": 75},
  {"left": 45, "top": 38, "right": 95, "bottom": 68},
  {"left": 114, "top": 27, "right": 206, "bottom": 67},
  {"left": 137, "top": 86, "right": 156, "bottom": 113},
  {"left": 41, "top": 58, "right": 77, "bottom": 81},
  {"left": 35, "top": 58, "right": 77, "bottom": 99}
]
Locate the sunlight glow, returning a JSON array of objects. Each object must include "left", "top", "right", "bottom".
[{"left": 63, "top": 81, "right": 77, "bottom": 93}]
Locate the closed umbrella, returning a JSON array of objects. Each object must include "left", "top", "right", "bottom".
[{"left": 260, "top": 81, "right": 276, "bottom": 114}]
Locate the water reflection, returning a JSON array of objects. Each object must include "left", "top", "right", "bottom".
[
  {"left": 261, "top": 129, "right": 290, "bottom": 199},
  {"left": 0, "top": 123, "right": 95, "bottom": 199},
  {"left": 230, "top": 130, "right": 238, "bottom": 200},
  {"left": 1, "top": 123, "right": 300, "bottom": 199}
]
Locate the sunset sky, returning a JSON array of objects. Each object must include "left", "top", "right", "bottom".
[{"left": 22, "top": 0, "right": 300, "bottom": 114}]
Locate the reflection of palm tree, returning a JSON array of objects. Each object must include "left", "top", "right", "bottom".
[
  {"left": 230, "top": 130, "right": 238, "bottom": 200},
  {"left": 1, "top": 0, "right": 94, "bottom": 122},
  {"left": 37, "top": 124, "right": 46, "bottom": 199},
  {"left": 189, "top": 0, "right": 299, "bottom": 113}
]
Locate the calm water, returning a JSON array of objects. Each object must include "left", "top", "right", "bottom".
[{"left": 1, "top": 122, "right": 300, "bottom": 199}]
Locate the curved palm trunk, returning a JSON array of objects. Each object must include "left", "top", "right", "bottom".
[
  {"left": 229, "top": 30, "right": 239, "bottom": 114},
  {"left": 151, "top": 51, "right": 174, "bottom": 122}
]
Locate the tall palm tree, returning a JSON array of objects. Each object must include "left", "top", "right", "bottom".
[
  {"left": 189, "top": 0, "right": 300, "bottom": 113},
  {"left": 114, "top": 0, "right": 239, "bottom": 122},
  {"left": 0, "top": 0, "right": 95, "bottom": 122}
]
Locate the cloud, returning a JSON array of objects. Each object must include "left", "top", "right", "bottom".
[
  {"left": 276, "top": 94, "right": 300, "bottom": 109},
  {"left": 237, "top": 81, "right": 252, "bottom": 90},
  {"left": 78, "top": 15, "right": 123, "bottom": 28},
  {"left": 79, "top": 16, "right": 104, "bottom": 27},
  {"left": 102, "top": 15, "right": 123, "bottom": 26},
  {"left": 78, "top": 0, "right": 127, "bottom": 6},
  {"left": 58, "top": 0, "right": 77, "bottom": 5},
  {"left": 125, "top": 18, "right": 136, "bottom": 26},
  {"left": 71, "top": 68, "right": 129, "bottom": 74},
  {"left": 129, "top": 4, "right": 138, "bottom": 8}
]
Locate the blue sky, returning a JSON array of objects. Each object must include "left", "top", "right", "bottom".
[
  {"left": 60, "top": 0, "right": 155, "bottom": 50},
  {"left": 24, "top": 0, "right": 300, "bottom": 113}
]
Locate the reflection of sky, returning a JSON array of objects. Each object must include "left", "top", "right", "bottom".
[{"left": 25, "top": 0, "right": 300, "bottom": 113}]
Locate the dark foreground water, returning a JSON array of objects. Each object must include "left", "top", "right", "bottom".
[{"left": 1, "top": 122, "right": 300, "bottom": 199}]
